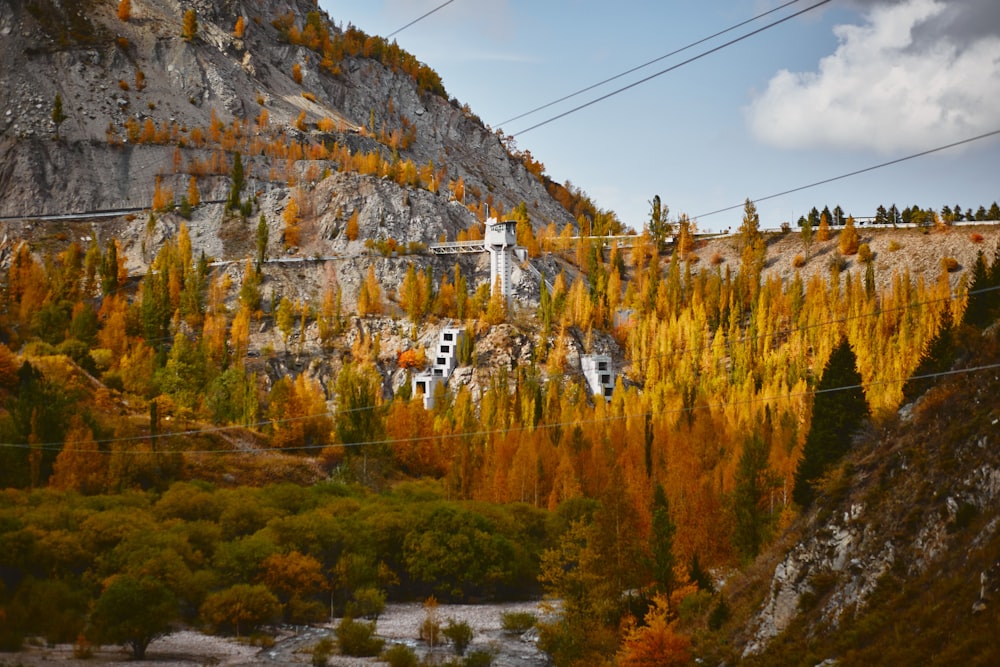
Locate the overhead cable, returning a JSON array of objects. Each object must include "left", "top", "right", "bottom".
[
  {"left": 693, "top": 129, "right": 1000, "bottom": 220},
  {"left": 498, "top": 0, "right": 803, "bottom": 127},
  {"left": 387, "top": 0, "right": 457, "bottom": 38},
  {"left": 511, "top": 0, "right": 832, "bottom": 136}
]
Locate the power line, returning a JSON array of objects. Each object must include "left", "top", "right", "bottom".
[
  {"left": 693, "top": 128, "right": 1000, "bottom": 220},
  {"left": 387, "top": 0, "right": 457, "bottom": 39},
  {"left": 5, "top": 281, "right": 995, "bottom": 454},
  {"left": 8, "top": 358, "right": 999, "bottom": 455},
  {"left": 511, "top": 0, "right": 832, "bottom": 137},
  {"left": 497, "top": 0, "right": 804, "bottom": 128}
]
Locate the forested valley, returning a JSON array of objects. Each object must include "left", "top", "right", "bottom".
[{"left": 2, "top": 1, "right": 1000, "bottom": 664}]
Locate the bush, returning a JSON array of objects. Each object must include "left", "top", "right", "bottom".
[
  {"left": 858, "top": 243, "right": 873, "bottom": 264},
  {"left": 336, "top": 617, "right": 384, "bottom": 657},
  {"left": 970, "top": 232, "right": 984, "bottom": 243},
  {"left": 941, "top": 256, "right": 960, "bottom": 273},
  {"left": 383, "top": 643, "right": 419, "bottom": 667},
  {"left": 500, "top": 611, "right": 536, "bottom": 634},
  {"left": 311, "top": 637, "right": 335, "bottom": 667},
  {"left": 792, "top": 253, "right": 806, "bottom": 268},
  {"left": 888, "top": 240, "right": 902, "bottom": 252},
  {"left": 345, "top": 587, "right": 386, "bottom": 620},
  {"left": 443, "top": 619, "right": 473, "bottom": 655},
  {"left": 462, "top": 649, "right": 497, "bottom": 666}
]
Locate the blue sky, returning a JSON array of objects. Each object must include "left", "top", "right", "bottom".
[{"left": 322, "top": 0, "right": 1000, "bottom": 233}]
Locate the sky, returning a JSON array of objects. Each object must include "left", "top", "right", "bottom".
[{"left": 321, "top": 0, "right": 1000, "bottom": 233}]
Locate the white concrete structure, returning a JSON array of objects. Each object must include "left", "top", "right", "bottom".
[
  {"left": 412, "top": 327, "right": 465, "bottom": 409},
  {"left": 485, "top": 219, "right": 517, "bottom": 302},
  {"left": 582, "top": 354, "right": 615, "bottom": 400}
]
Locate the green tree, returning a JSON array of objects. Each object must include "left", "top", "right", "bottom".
[
  {"left": 962, "top": 249, "right": 999, "bottom": 329},
  {"left": 647, "top": 195, "right": 672, "bottom": 254},
  {"left": 89, "top": 575, "right": 177, "bottom": 659},
  {"left": 256, "top": 214, "right": 269, "bottom": 273},
  {"left": 793, "top": 338, "right": 869, "bottom": 507},
  {"left": 647, "top": 484, "right": 677, "bottom": 599},
  {"left": 227, "top": 152, "right": 245, "bottom": 212},
  {"left": 732, "top": 432, "right": 776, "bottom": 561},
  {"left": 335, "top": 362, "right": 384, "bottom": 448}
]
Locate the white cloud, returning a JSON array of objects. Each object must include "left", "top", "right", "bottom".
[{"left": 746, "top": 0, "right": 1000, "bottom": 153}]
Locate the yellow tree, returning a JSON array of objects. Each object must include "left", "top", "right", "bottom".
[
  {"left": 838, "top": 215, "right": 860, "bottom": 255},
  {"left": 181, "top": 8, "right": 197, "bottom": 40},
  {"left": 283, "top": 196, "right": 301, "bottom": 248},
  {"left": 187, "top": 176, "right": 200, "bottom": 207},
  {"left": 616, "top": 595, "right": 692, "bottom": 667},
  {"left": 117, "top": 0, "right": 131, "bottom": 21},
  {"left": 233, "top": 16, "right": 246, "bottom": 38},
  {"left": 357, "top": 265, "right": 382, "bottom": 317},
  {"left": 345, "top": 210, "right": 360, "bottom": 241}
]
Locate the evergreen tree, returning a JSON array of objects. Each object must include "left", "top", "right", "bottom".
[
  {"left": 255, "top": 214, "right": 269, "bottom": 273},
  {"left": 647, "top": 195, "right": 672, "bottom": 254},
  {"left": 647, "top": 484, "right": 677, "bottom": 600},
  {"left": 962, "top": 249, "right": 997, "bottom": 329},
  {"left": 732, "top": 432, "right": 775, "bottom": 561},
  {"left": 902, "top": 306, "right": 956, "bottom": 404},
  {"left": 793, "top": 338, "right": 869, "bottom": 508},
  {"left": 51, "top": 94, "right": 67, "bottom": 140}
]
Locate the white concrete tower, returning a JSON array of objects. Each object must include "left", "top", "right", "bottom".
[{"left": 485, "top": 218, "right": 517, "bottom": 301}]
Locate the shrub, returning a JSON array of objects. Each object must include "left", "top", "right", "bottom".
[
  {"left": 710, "top": 252, "right": 724, "bottom": 265},
  {"left": 311, "top": 637, "right": 335, "bottom": 667},
  {"left": 345, "top": 587, "right": 386, "bottom": 620},
  {"left": 941, "top": 256, "right": 960, "bottom": 273},
  {"left": 888, "top": 240, "right": 901, "bottom": 252},
  {"left": 443, "top": 619, "right": 473, "bottom": 655},
  {"left": 500, "top": 611, "right": 536, "bottom": 634},
  {"left": 857, "top": 243, "right": 872, "bottom": 264},
  {"left": 792, "top": 253, "right": 806, "bottom": 268},
  {"left": 462, "top": 649, "right": 497, "bottom": 666},
  {"left": 336, "top": 617, "right": 384, "bottom": 657},
  {"left": 302, "top": 91, "right": 317, "bottom": 102},
  {"left": 383, "top": 643, "right": 419, "bottom": 667},
  {"left": 970, "top": 232, "right": 984, "bottom": 243}
]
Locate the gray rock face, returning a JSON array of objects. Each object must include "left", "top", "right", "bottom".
[{"left": 743, "top": 413, "right": 1000, "bottom": 657}]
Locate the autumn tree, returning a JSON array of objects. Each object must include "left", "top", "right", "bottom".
[
  {"left": 283, "top": 195, "right": 301, "bottom": 248},
  {"left": 793, "top": 338, "right": 869, "bottom": 507},
  {"left": 838, "top": 215, "right": 860, "bottom": 255},
  {"left": 200, "top": 584, "right": 280, "bottom": 637},
  {"left": 291, "top": 62, "right": 303, "bottom": 84},
  {"left": 344, "top": 210, "right": 360, "bottom": 241},
  {"left": 181, "top": 9, "right": 197, "bottom": 40},
  {"left": 117, "top": 0, "right": 131, "bottom": 21},
  {"left": 233, "top": 15, "right": 246, "bottom": 38},
  {"left": 616, "top": 595, "right": 691, "bottom": 667},
  {"left": 817, "top": 211, "right": 831, "bottom": 242},
  {"left": 357, "top": 265, "right": 382, "bottom": 317}
]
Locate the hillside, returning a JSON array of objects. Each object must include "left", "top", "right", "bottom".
[{"left": 2, "top": 1, "right": 1000, "bottom": 665}]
